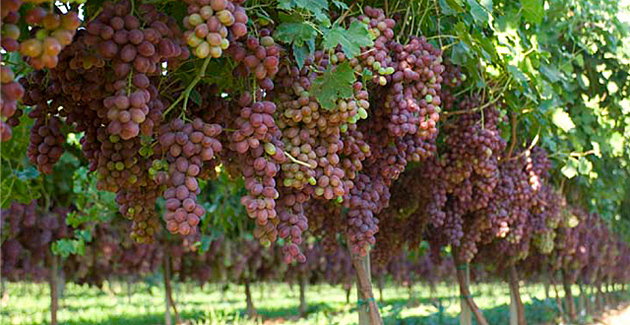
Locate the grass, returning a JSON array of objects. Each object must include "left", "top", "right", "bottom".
[{"left": 1, "top": 279, "right": 628, "bottom": 325}]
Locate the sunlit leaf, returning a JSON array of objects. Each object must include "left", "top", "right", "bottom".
[
  {"left": 561, "top": 157, "right": 579, "bottom": 179},
  {"left": 551, "top": 108, "right": 575, "bottom": 132}
]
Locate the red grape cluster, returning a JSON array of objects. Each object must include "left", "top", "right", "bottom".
[
  {"left": 85, "top": 0, "right": 187, "bottom": 140},
  {"left": 229, "top": 32, "right": 281, "bottom": 90},
  {"left": 27, "top": 116, "right": 65, "bottom": 174},
  {"left": 19, "top": 8, "right": 80, "bottom": 69},
  {"left": 0, "top": 64, "right": 24, "bottom": 141},
  {"left": 1, "top": 200, "right": 70, "bottom": 281},
  {"left": 158, "top": 118, "right": 222, "bottom": 235},
  {"left": 277, "top": 188, "right": 309, "bottom": 263},
  {"left": 183, "top": 0, "right": 248, "bottom": 58},
  {"left": 229, "top": 95, "right": 286, "bottom": 245}
]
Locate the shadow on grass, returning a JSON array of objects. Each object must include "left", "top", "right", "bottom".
[{"left": 380, "top": 297, "right": 558, "bottom": 325}]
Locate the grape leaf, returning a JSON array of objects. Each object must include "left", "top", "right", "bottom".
[
  {"left": 540, "top": 64, "right": 564, "bottom": 83},
  {"left": 479, "top": 0, "right": 493, "bottom": 13},
  {"left": 293, "top": 43, "right": 309, "bottom": 70},
  {"left": 521, "top": 0, "right": 543, "bottom": 24},
  {"left": 578, "top": 157, "right": 592, "bottom": 175},
  {"left": 467, "top": 0, "right": 489, "bottom": 24},
  {"left": 441, "top": 0, "right": 465, "bottom": 14},
  {"left": 277, "top": 0, "right": 330, "bottom": 24},
  {"left": 551, "top": 108, "right": 576, "bottom": 132},
  {"left": 274, "top": 22, "right": 317, "bottom": 46},
  {"left": 312, "top": 62, "right": 356, "bottom": 111},
  {"left": 561, "top": 157, "right": 579, "bottom": 179},
  {"left": 331, "top": 0, "right": 348, "bottom": 10},
  {"left": 322, "top": 21, "right": 374, "bottom": 59},
  {"left": 275, "top": 21, "right": 316, "bottom": 69}
]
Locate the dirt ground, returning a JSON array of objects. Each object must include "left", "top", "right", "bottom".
[{"left": 591, "top": 303, "right": 630, "bottom": 325}]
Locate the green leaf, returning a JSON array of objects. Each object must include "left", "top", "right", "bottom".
[
  {"left": 293, "top": 43, "right": 309, "bottom": 70},
  {"left": 274, "top": 22, "right": 317, "bottom": 46},
  {"left": 322, "top": 21, "right": 374, "bottom": 58},
  {"left": 15, "top": 167, "right": 39, "bottom": 181},
  {"left": 608, "top": 132, "right": 625, "bottom": 156},
  {"left": 591, "top": 141, "right": 602, "bottom": 158},
  {"left": 467, "top": 0, "right": 489, "bottom": 24},
  {"left": 331, "top": 0, "right": 348, "bottom": 10},
  {"left": 479, "top": 0, "right": 493, "bottom": 13},
  {"left": 578, "top": 157, "right": 592, "bottom": 175},
  {"left": 539, "top": 64, "right": 563, "bottom": 83},
  {"left": 278, "top": 0, "right": 330, "bottom": 24},
  {"left": 551, "top": 108, "right": 576, "bottom": 132},
  {"left": 311, "top": 61, "right": 356, "bottom": 110},
  {"left": 561, "top": 157, "right": 579, "bottom": 179},
  {"left": 521, "top": 0, "right": 543, "bottom": 24},
  {"left": 507, "top": 65, "right": 528, "bottom": 84},
  {"left": 451, "top": 42, "right": 472, "bottom": 66},
  {"left": 441, "top": 0, "right": 465, "bottom": 13}
]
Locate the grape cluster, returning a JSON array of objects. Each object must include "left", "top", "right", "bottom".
[
  {"left": 305, "top": 200, "right": 344, "bottom": 253},
  {"left": 27, "top": 116, "right": 65, "bottom": 174},
  {"left": 0, "top": 0, "right": 21, "bottom": 51},
  {"left": 274, "top": 188, "right": 309, "bottom": 263},
  {"left": 353, "top": 7, "right": 397, "bottom": 86},
  {"left": 85, "top": 0, "right": 187, "bottom": 140},
  {"left": 229, "top": 95, "right": 286, "bottom": 244},
  {"left": 116, "top": 187, "right": 162, "bottom": 243},
  {"left": 1, "top": 200, "right": 70, "bottom": 281},
  {"left": 265, "top": 50, "right": 377, "bottom": 260},
  {"left": 20, "top": 8, "right": 80, "bottom": 69},
  {"left": 229, "top": 32, "right": 281, "bottom": 90},
  {"left": 183, "top": 0, "right": 248, "bottom": 58},
  {"left": 22, "top": 0, "right": 191, "bottom": 241},
  {"left": 158, "top": 118, "right": 222, "bottom": 235},
  {"left": 0, "top": 64, "right": 24, "bottom": 141}
]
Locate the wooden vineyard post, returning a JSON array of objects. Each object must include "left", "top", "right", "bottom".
[
  {"left": 299, "top": 274, "right": 307, "bottom": 317},
  {"left": 377, "top": 274, "right": 384, "bottom": 304},
  {"left": 561, "top": 271, "right": 577, "bottom": 322},
  {"left": 245, "top": 279, "right": 256, "bottom": 317},
  {"left": 127, "top": 278, "right": 132, "bottom": 304},
  {"left": 578, "top": 280, "right": 587, "bottom": 317},
  {"left": 163, "top": 256, "right": 181, "bottom": 325},
  {"left": 551, "top": 282, "right": 566, "bottom": 321},
  {"left": 351, "top": 252, "right": 383, "bottom": 325},
  {"left": 457, "top": 263, "right": 472, "bottom": 325},
  {"left": 345, "top": 284, "right": 352, "bottom": 304},
  {"left": 508, "top": 265, "right": 527, "bottom": 325},
  {"left": 453, "top": 249, "right": 489, "bottom": 325},
  {"left": 50, "top": 254, "right": 59, "bottom": 325},
  {"left": 544, "top": 277, "right": 550, "bottom": 301}
]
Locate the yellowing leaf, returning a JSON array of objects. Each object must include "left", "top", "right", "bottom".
[
  {"left": 551, "top": 108, "right": 575, "bottom": 132},
  {"left": 608, "top": 132, "right": 625, "bottom": 156},
  {"left": 561, "top": 157, "right": 579, "bottom": 179}
]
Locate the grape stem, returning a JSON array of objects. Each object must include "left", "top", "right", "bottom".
[
  {"left": 443, "top": 76, "right": 512, "bottom": 117},
  {"left": 163, "top": 56, "right": 212, "bottom": 117},
  {"left": 283, "top": 150, "right": 316, "bottom": 169},
  {"left": 506, "top": 112, "right": 518, "bottom": 158},
  {"left": 503, "top": 132, "right": 540, "bottom": 163}
]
